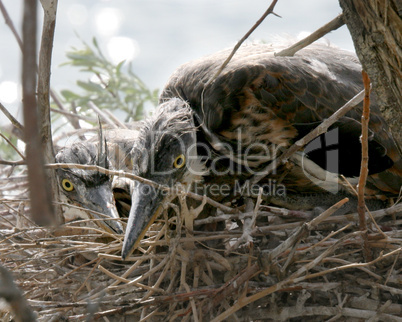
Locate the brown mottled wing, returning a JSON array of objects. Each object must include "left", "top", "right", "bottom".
[{"left": 161, "top": 43, "right": 402, "bottom": 195}]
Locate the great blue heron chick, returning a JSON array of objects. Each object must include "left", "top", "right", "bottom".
[
  {"left": 55, "top": 138, "right": 123, "bottom": 234},
  {"left": 121, "top": 43, "right": 402, "bottom": 259}
]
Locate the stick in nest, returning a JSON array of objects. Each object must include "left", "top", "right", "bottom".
[{"left": 358, "top": 70, "right": 371, "bottom": 261}]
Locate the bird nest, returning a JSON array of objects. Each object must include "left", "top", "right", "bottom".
[{"left": 0, "top": 168, "right": 402, "bottom": 321}]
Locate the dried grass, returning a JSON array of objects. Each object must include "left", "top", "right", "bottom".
[{"left": 1, "top": 164, "right": 401, "bottom": 321}]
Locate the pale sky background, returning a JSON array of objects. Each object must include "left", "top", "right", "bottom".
[{"left": 0, "top": 0, "right": 354, "bottom": 125}]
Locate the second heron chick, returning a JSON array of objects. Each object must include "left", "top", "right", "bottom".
[{"left": 55, "top": 127, "right": 139, "bottom": 234}]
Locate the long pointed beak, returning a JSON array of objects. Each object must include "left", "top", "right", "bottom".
[
  {"left": 84, "top": 184, "right": 124, "bottom": 234},
  {"left": 121, "top": 182, "right": 165, "bottom": 260}
]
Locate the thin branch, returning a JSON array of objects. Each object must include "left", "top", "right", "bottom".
[
  {"left": 250, "top": 88, "right": 366, "bottom": 185},
  {"left": 295, "top": 247, "right": 402, "bottom": 283},
  {"left": 49, "top": 107, "right": 96, "bottom": 122},
  {"left": 339, "top": 175, "right": 386, "bottom": 237},
  {"left": 201, "top": 0, "right": 280, "bottom": 109},
  {"left": 0, "top": 1, "right": 23, "bottom": 50},
  {"left": 0, "top": 101, "right": 24, "bottom": 136},
  {"left": 52, "top": 128, "right": 98, "bottom": 145},
  {"left": 67, "top": 103, "right": 88, "bottom": 143},
  {"left": 357, "top": 71, "right": 370, "bottom": 229},
  {"left": 104, "top": 109, "right": 129, "bottom": 129},
  {"left": 259, "top": 198, "right": 349, "bottom": 272},
  {"left": 88, "top": 101, "right": 118, "bottom": 129},
  {"left": 0, "top": 159, "right": 25, "bottom": 166},
  {"left": 49, "top": 84, "right": 78, "bottom": 123},
  {"left": 193, "top": 210, "right": 270, "bottom": 226},
  {"left": 358, "top": 70, "right": 371, "bottom": 260},
  {"left": 65, "top": 101, "right": 83, "bottom": 131},
  {"left": 0, "top": 133, "right": 25, "bottom": 159},
  {"left": 275, "top": 14, "right": 345, "bottom": 57}
]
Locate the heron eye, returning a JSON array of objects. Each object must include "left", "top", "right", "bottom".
[
  {"left": 173, "top": 154, "right": 186, "bottom": 169},
  {"left": 61, "top": 179, "right": 74, "bottom": 192}
]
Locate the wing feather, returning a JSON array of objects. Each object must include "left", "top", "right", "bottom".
[{"left": 161, "top": 43, "right": 402, "bottom": 195}]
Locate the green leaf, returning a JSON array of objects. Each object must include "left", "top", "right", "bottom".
[
  {"left": 116, "top": 60, "right": 125, "bottom": 76},
  {"left": 76, "top": 80, "right": 104, "bottom": 93},
  {"left": 60, "top": 89, "right": 81, "bottom": 101}
]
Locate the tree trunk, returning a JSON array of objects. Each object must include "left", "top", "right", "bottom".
[
  {"left": 339, "top": 0, "right": 402, "bottom": 147},
  {"left": 22, "top": 0, "right": 55, "bottom": 226}
]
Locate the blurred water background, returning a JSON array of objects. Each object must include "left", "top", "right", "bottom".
[{"left": 0, "top": 0, "right": 354, "bottom": 125}]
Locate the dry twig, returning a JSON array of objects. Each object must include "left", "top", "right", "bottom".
[
  {"left": 358, "top": 71, "right": 371, "bottom": 260},
  {"left": 0, "top": 133, "right": 25, "bottom": 160},
  {"left": 201, "top": 0, "right": 279, "bottom": 110},
  {"left": 0, "top": 102, "right": 24, "bottom": 138},
  {"left": 87, "top": 101, "right": 118, "bottom": 129},
  {"left": 275, "top": 14, "right": 345, "bottom": 57}
]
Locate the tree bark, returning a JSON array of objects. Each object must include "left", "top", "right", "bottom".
[
  {"left": 22, "top": 0, "right": 54, "bottom": 226},
  {"left": 38, "top": 0, "right": 57, "bottom": 164},
  {"left": 38, "top": 0, "right": 63, "bottom": 224},
  {"left": 339, "top": 0, "right": 402, "bottom": 147}
]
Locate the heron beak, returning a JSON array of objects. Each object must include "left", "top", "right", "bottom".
[
  {"left": 84, "top": 184, "right": 124, "bottom": 235},
  {"left": 121, "top": 182, "right": 165, "bottom": 260}
]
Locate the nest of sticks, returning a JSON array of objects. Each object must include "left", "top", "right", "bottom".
[{"left": 0, "top": 162, "right": 401, "bottom": 321}]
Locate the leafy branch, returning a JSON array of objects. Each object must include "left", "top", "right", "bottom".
[{"left": 60, "top": 38, "right": 159, "bottom": 122}]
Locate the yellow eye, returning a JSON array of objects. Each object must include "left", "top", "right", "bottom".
[
  {"left": 62, "top": 179, "right": 74, "bottom": 192},
  {"left": 173, "top": 154, "right": 186, "bottom": 169}
]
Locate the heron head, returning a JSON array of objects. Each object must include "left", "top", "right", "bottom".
[
  {"left": 122, "top": 98, "right": 205, "bottom": 259},
  {"left": 55, "top": 139, "right": 123, "bottom": 234}
]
